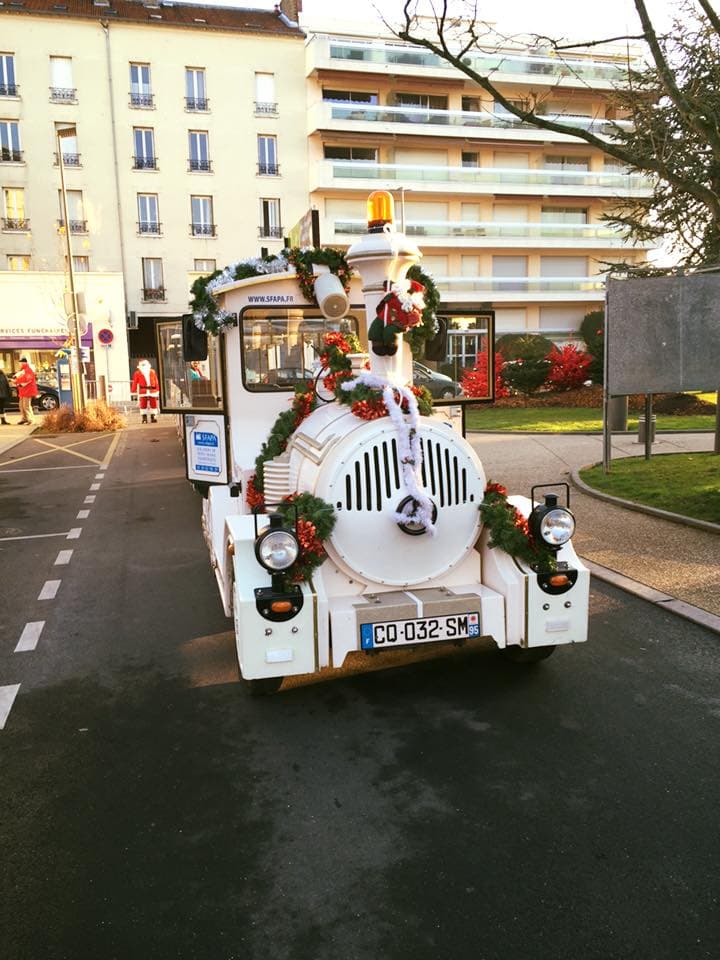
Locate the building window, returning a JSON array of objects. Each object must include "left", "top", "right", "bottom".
[
  {"left": 323, "top": 145, "right": 377, "bottom": 162},
  {"left": 395, "top": 92, "right": 448, "bottom": 110},
  {"left": 137, "top": 193, "right": 160, "bottom": 234},
  {"left": 0, "top": 54, "right": 17, "bottom": 97},
  {"left": 259, "top": 198, "right": 282, "bottom": 239},
  {"left": 57, "top": 188, "right": 86, "bottom": 232},
  {"left": 0, "top": 120, "right": 22, "bottom": 162},
  {"left": 541, "top": 206, "right": 588, "bottom": 224},
  {"left": 129, "top": 63, "right": 153, "bottom": 108},
  {"left": 257, "top": 135, "right": 279, "bottom": 176},
  {"left": 322, "top": 88, "right": 378, "bottom": 104},
  {"left": 7, "top": 254, "right": 30, "bottom": 271},
  {"left": 544, "top": 154, "right": 590, "bottom": 171},
  {"left": 49, "top": 56, "right": 75, "bottom": 102},
  {"left": 254, "top": 72, "right": 276, "bottom": 115},
  {"left": 493, "top": 98, "right": 528, "bottom": 115},
  {"left": 461, "top": 152, "right": 479, "bottom": 168},
  {"left": 2, "top": 186, "right": 27, "bottom": 229},
  {"left": 185, "top": 68, "right": 208, "bottom": 111},
  {"left": 54, "top": 123, "right": 81, "bottom": 167},
  {"left": 461, "top": 96, "right": 481, "bottom": 112},
  {"left": 67, "top": 255, "right": 89, "bottom": 272},
  {"left": 190, "top": 195, "right": 215, "bottom": 236},
  {"left": 188, "top": 130, "right": 211, "bottom": 172},
  {"left": 133, "top": 128, "right": 157, "bottom": 169},
  {"left": 194, "top": 258, "right": 216, "bottom": 272},
  {"left": 142, "top": 257, "right": 165, "bottom": 300}
]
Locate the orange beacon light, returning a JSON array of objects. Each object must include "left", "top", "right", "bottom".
[{"left": 367, "top": 190, "right": 394, "bottom": 233}]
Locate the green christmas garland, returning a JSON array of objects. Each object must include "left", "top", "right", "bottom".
[
  {"left": 277, "top": 492, "right": 336, "bottom": 585},
  {"left": 406, "top": 264, "right": 441, "bottom": 356},
  {"left": 480, "top": 483, "right": 557, "bottom": 572}
]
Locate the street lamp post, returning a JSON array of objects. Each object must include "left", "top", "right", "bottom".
[{"left": 57, "top": 126, "right": 85, "bottom": 413}]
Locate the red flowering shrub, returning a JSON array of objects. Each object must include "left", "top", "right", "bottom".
[
  {"left": 545, "top": 344, "right": 593, "bottom": 391},
  {"left": 461, "top": 351, "right": 509, "bottom": 399}
]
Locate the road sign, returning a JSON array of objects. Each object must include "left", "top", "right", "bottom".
[{"left": 98, "top": 328, "right": 114, "bottom": 345}]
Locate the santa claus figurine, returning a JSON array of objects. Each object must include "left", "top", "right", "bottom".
[{"left": 130, "top": 358, "right": 160, "bottom": 424}]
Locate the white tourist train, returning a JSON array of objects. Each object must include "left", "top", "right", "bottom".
[{"left": 156, "top": 191, "right": 589, "bottom": 694}]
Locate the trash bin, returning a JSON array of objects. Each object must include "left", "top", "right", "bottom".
[{"left": 637, "top": 414, "right": 656, "bottom": 444}]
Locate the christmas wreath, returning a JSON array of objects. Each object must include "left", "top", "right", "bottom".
[
  {"left": 189, "top": 247, "right": 352, "bottom": 335},
  {"left": 367, "top": 278, "right": 426, "bottom": 355},
  {"left": 479, "top": 482, "right": 557, "bottom": 571},
  {"left": 276, "top": 492, "right": 336, "bottom": 585}
]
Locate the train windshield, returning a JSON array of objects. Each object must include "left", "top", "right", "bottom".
[{"left": 241, "top": 308, "right": 360, "bottom": 392}]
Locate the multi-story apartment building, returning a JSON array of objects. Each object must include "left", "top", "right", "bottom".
[
  {"left": 304, "top": 29, "right": 654, "bottom": 371},
  {"left": 0, "top": 0, "right": 305, "bottom": 394}
]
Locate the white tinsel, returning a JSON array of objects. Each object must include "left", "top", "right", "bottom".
[{"left": 341, "top": 371, "right": 437, "bottom": 536}]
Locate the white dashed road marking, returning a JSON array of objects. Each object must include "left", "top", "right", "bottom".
[
  {"left": 55, "top": 550, "right": 73, "bottom": 566},
  {"left": 0, "top": 685, "right": 20, "bottom": 730},
  {"left": 66, "top": 528, "right": 82, "bottom": 540},
  {"left": 84, "top": 496, "right": 96, "bottom": 504},
  {"left": 77, "top": 510, "right": 90, "bottom": 519},
  {"left": 95, "top": 473, "right": 105, "bottom": 479},
  {"left": 38, "top": 580, "right": 61, "bottom": 600},
  {"left": 15, "top": 621, "right": 45, "bottom": 653},
  {"left": 89, "top": 483, "right": 101, "bottom": 491}
]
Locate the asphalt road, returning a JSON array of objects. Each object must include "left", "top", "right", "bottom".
[{"left": 0, "top": 426, "right": 719, "bottom": 960}]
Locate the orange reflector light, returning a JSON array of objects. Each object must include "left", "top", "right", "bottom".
[
  {"left": 367, "top": 190, "right": 394, "bottom": 230},
  {"left": 271, "top": 600, "right": 293, "bottom": 614},
  {"left": 549, "top": 575, "right": 570, "bottom": 587}
]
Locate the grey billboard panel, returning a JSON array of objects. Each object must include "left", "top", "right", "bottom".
[{"left": 607, "top": 275, "right": 720, "bottom": 394}]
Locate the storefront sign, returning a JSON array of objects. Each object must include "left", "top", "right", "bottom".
[{"left": 184, "top": 413, "right": 228, "bottom": 485}]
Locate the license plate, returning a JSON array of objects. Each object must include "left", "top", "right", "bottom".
[{"left": 360, "top": 612, "right": 480, "bottom": 650}]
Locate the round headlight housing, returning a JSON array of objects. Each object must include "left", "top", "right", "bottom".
[
  {"left": 256, "top": 528, "right": 299, "bottom": 571},
  {"left": 539, "top": 507, "right": 575, "bottom": 548}
]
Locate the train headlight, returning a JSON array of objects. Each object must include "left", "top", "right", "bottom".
[
  {"left": 530, "top": 494, "right": 575, "bottom": 551},
  {"left": 255, "top": 517, "right": 299, "bottom": 571}
]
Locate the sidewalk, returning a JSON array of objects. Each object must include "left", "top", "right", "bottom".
[
  {"left": 468, "top": 430, "right": 720, "bottom": 623},
  {"left": 0, "top": 422, "right": 35, "bottom": 458}
]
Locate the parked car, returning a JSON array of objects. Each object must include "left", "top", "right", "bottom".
[
  {"left": 7, "top": 381, "right": 60, "bottom": 412},
  {"left": 412, "top": 361, "right": 463, "bottom": 399}
]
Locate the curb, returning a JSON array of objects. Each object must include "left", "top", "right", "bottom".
[
  {"left": 0, "top": 426, "right": 37, "bottom": 460},
  {"left": 571, "top": 464, "right": 720, "bottom": 535},
  {"left": 583, "top": 559, "right": 720, "bottom": 636}
]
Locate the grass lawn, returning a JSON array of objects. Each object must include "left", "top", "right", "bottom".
[
  {"left": 580, "top": 453, "right": 720, "bottom": 524},
  {"left": 465, "top": 407, "right": 716, "bottom": 433}
]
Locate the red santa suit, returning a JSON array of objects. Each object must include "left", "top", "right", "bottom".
[{"left": 131, "top": 360, "right": 160, "bottom": 422}]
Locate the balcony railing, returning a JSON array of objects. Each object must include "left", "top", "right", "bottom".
[
  {"left": 434, "top": 275, "right": 606, "bottom": 293},
  {"left": 258, "top": 225, "right": 283, "bottom": 239},
  {"left": 323, "top": 100, "right": 632, "bottom": 138},
  {"left": 185, "top": 96, "right": 209, "bottom": 111},
  {"left": 0, "top": 83, "right": 18, "bottom": 96},
  {"left": 133, "top": 155, "right": 158, "bottom": 169},
  {"left": 188, "top": 158, "right": 212, "bottom": 172},
  {"left": 142, "top": 286, "right": 166, "bottom": 302},
  {"left": 254, "top": 101, "right": 278, "bottom": 116},
  {"left": 191, "top": 222, "right": 216, "bottom": 236},
  {"left": 54, "top": 152, "right": 82, "bottom": 167},
  {"left": 50, "top": 86, "right": 77, "bottom": 102},
  {"left": 334, "top": 219, "right": 628, "bottom": 241},
  {"left": 324, "top": 37, "right": 633, "bottom": 83},
  {"left": 57, "top": 219, "right": 88, "bottom": 234},
  {"left": 324, "top": 160, "right": 653, "bottom": 191},
  {"left": 130, "top": 92, "right": 154, "bottom": 108},
  {"left": 0, "top": 148, "right": 23, "bottom": 162},
  {"left": 138, "top": 220, "right": 161, "bottom": 235},
  {"left": 2, "top": 217, "right": 29, "bottom": 231},
  {"left": 258, "top": 162, "right": 280, "bottom": 176}
]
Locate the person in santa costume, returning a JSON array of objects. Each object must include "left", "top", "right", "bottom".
[{"left": 130, "top": 358, "right": 160, "bottom": 423}]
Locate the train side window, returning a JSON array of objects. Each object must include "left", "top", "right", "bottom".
[{"left": 156, "top": 319, "right": 224, "bottom": 411}]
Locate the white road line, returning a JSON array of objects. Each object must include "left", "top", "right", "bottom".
[
  {"left": 55, "top": 549, "right": 73, "bottom": 565},
  {"left": 89, "top": 483, "right": 101, "bottom": 491},
  {"left": 66, "top": 528, "right": 82, "bottom": 540},
  {"left": 0, "top": 531, "right": 69, "bottom": 543},
  {"left": 77, "top": 509, "right": 90, "bottom": 519},
  {"left": 84, "top": 495, "right": 96, "bottom": 504},
  {"left": 15, "top": 621, "right": 45, "bottom": 653},
  {"left": 95, "top": 473, "right": 105, "bottom": 479},
  {"left": 0, "top": 685, "right": 21, "bottom": 730},
  {"left": 38, "top": 580, "right": 61, "bottom": 600},
  {"left": 0, "top": 465, "right": 95, "bottom": 473}
]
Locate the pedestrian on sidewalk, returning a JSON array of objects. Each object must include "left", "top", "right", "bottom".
[
  {"left": 13, "top": 358, "right": 38, "bottom": 425},
  {"left": 0, "top": 364, "right": 10, "bottom": 424},
  {"left": 130, "top": 358, "right": 160, "bottom": 424}
]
